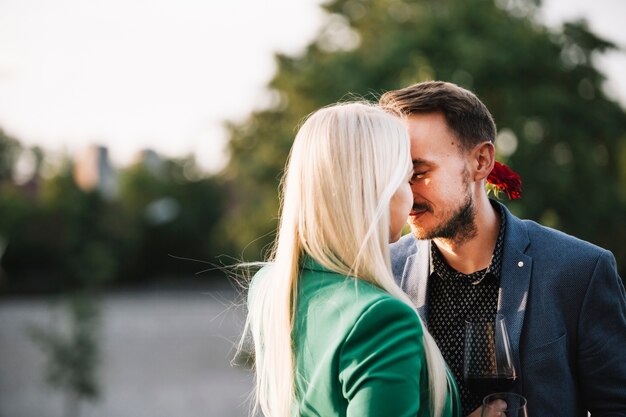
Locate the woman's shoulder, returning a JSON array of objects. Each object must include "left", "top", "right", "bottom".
[
  {"left": 246, "top": 263, "right": 273, "bottom": 305},
  {"left": 299, "top": 267, "right": 421, "bottom": 329},
  {"left": 249, "top": 261, "right": 419, "bottom": 327}
]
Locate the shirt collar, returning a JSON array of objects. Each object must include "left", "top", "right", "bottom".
[{"left": 430, "top": 201, "right": 506, "bottom": 285}]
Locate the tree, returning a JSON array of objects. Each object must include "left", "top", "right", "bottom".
[
  {"left": 0, "top": 128, "right": 21, "bottom": 182},
  {"left": 117, "top": 156, "right": 231, "bottom": 280},
  {"left": 222, "top": 0, "right": 626, "bottom": 277},
  {"left": 30, "top": 296, "right": 101, "bottom": 417}
]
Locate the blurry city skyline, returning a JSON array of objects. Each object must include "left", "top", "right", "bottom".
[{"left": 0, "top": 0, "right": 625, "bottom": 174}]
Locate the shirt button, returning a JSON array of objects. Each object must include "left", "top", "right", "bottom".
[{"left": 517, "top": 261, "right": 524, "bottom": 267}]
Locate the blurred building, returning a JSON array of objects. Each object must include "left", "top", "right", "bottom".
[
  {"left": 134, "top": 148, "right": 166, "bottom": 177},
  {"left": 73, "top": 145, "right": 118, "bottom": 200}
]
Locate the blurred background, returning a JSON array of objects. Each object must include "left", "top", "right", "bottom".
[{"left": 1, "top": 0, "right": 625, "bottom": 416}]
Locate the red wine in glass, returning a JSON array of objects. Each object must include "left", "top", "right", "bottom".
[
  {"left": 465, "top": 375, "right": 518, "bottom": 398},
  {"left": 464, "top": 314, "right": 518, "bottom": 398}
]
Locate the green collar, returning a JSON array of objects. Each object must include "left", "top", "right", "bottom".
[{"left": 300, "top": 255, "right": 334, "bottom": 273}]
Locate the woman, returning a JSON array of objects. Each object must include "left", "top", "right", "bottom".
[{"left": 243, "top": 102, "right": 460, "bottom": 417}]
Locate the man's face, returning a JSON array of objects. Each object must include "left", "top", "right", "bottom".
[{"left": 406, "top": 112, "right": 477, "bottom": 242}]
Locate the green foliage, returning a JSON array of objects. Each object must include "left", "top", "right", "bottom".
[
  {"left": 0, "top": 128, "right": 21, "bottom": 181},
  {"left": 117, "top": 156, "right": 231, "bottom": 280},
  {"left": 1, "top": 162, "right": 127, "bottom": 291},
  {"left": 222, "top": 0, "right": 626, "bottom": 276},
  {"left": 0, "top": 150, "right": 230, "bottom": 292}
]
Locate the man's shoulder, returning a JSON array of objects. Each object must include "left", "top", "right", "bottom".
[
  {"left": 390, "top": 233, "right": 428, "bottom": 281},
  {"left": 390, "top": 233, "right": 419, "bottom": 258},
  {"left": 390, "top": 233, "right": 430, "bottom": 267},
  {"left": 509, "top": 213, "right": 609, "bottom": 262}
]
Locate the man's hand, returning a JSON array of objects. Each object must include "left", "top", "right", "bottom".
[{"left": 466, "top": 399, "right": 507, "bottom": 417}]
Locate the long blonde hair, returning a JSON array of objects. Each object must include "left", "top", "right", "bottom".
[{"left": 244, "top": 102, "right": 453, "bottom": 417}]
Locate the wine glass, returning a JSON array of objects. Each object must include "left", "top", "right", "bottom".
[
  {"left": 481, "top": 392, "right": 528, "bottom": 417},
  {"left": 464, "top": 314, "right": 518, "bottom": 398}
]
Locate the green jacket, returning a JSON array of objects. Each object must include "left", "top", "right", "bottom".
[{"left": 251, "top": 257, "right": 459, "bottom": 417}]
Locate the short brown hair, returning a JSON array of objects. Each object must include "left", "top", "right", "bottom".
[{"left": 380, "top": 81, "right": 497, "bottom": 149}]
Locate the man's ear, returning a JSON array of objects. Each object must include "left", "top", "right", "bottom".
[{"left": 471, "top": 141, "right": 495, "bottom": 181}]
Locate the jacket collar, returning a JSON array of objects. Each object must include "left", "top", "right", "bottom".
[
  {"left": 497, "top": 202, "right": 531, "bottom": 380},
  {"left": 301, "top": 255, "right": 333, "bottom": 273}
]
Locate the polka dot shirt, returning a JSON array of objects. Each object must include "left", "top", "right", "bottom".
[{"left": 427, "top": 205, "right": 506, "bottom": 416}]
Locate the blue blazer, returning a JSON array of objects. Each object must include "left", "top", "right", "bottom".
[{"left": 390, "top": 202, "right": 626, "bottom": 416}]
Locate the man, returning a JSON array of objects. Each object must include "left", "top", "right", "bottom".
[{"left": 380, "top": 81, "right": 626, "bottom": 416}]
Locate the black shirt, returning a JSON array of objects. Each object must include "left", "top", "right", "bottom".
[{"left": 427, "top": 204, "right": 506, "bottom": 416}]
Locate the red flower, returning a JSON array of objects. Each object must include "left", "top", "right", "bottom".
[{"left": 487, "top": 161, "right": 522, "bottom": 200}]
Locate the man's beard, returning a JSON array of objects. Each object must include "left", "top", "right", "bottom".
[{"left": 412, "top": 190, "right": 477, "bottom": 244}]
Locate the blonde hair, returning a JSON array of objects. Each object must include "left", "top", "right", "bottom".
[{"left": 243, "top": 102, "right": 453, "bottom": 417}]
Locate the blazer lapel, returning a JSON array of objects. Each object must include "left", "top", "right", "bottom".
[
  {"left": 401, "top": 239, "right": 431, "bottom": 323},
  {"left": 497, "top": 204, "right": 532, "bottom": 377}
]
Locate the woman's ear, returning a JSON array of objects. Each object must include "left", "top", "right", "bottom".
[{"left": 471, "top": 141, "right": 495, "bottom": 181}]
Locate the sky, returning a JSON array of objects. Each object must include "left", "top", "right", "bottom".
[{"left": 0, "top": 0, "right": 624, "bottom": 173}]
